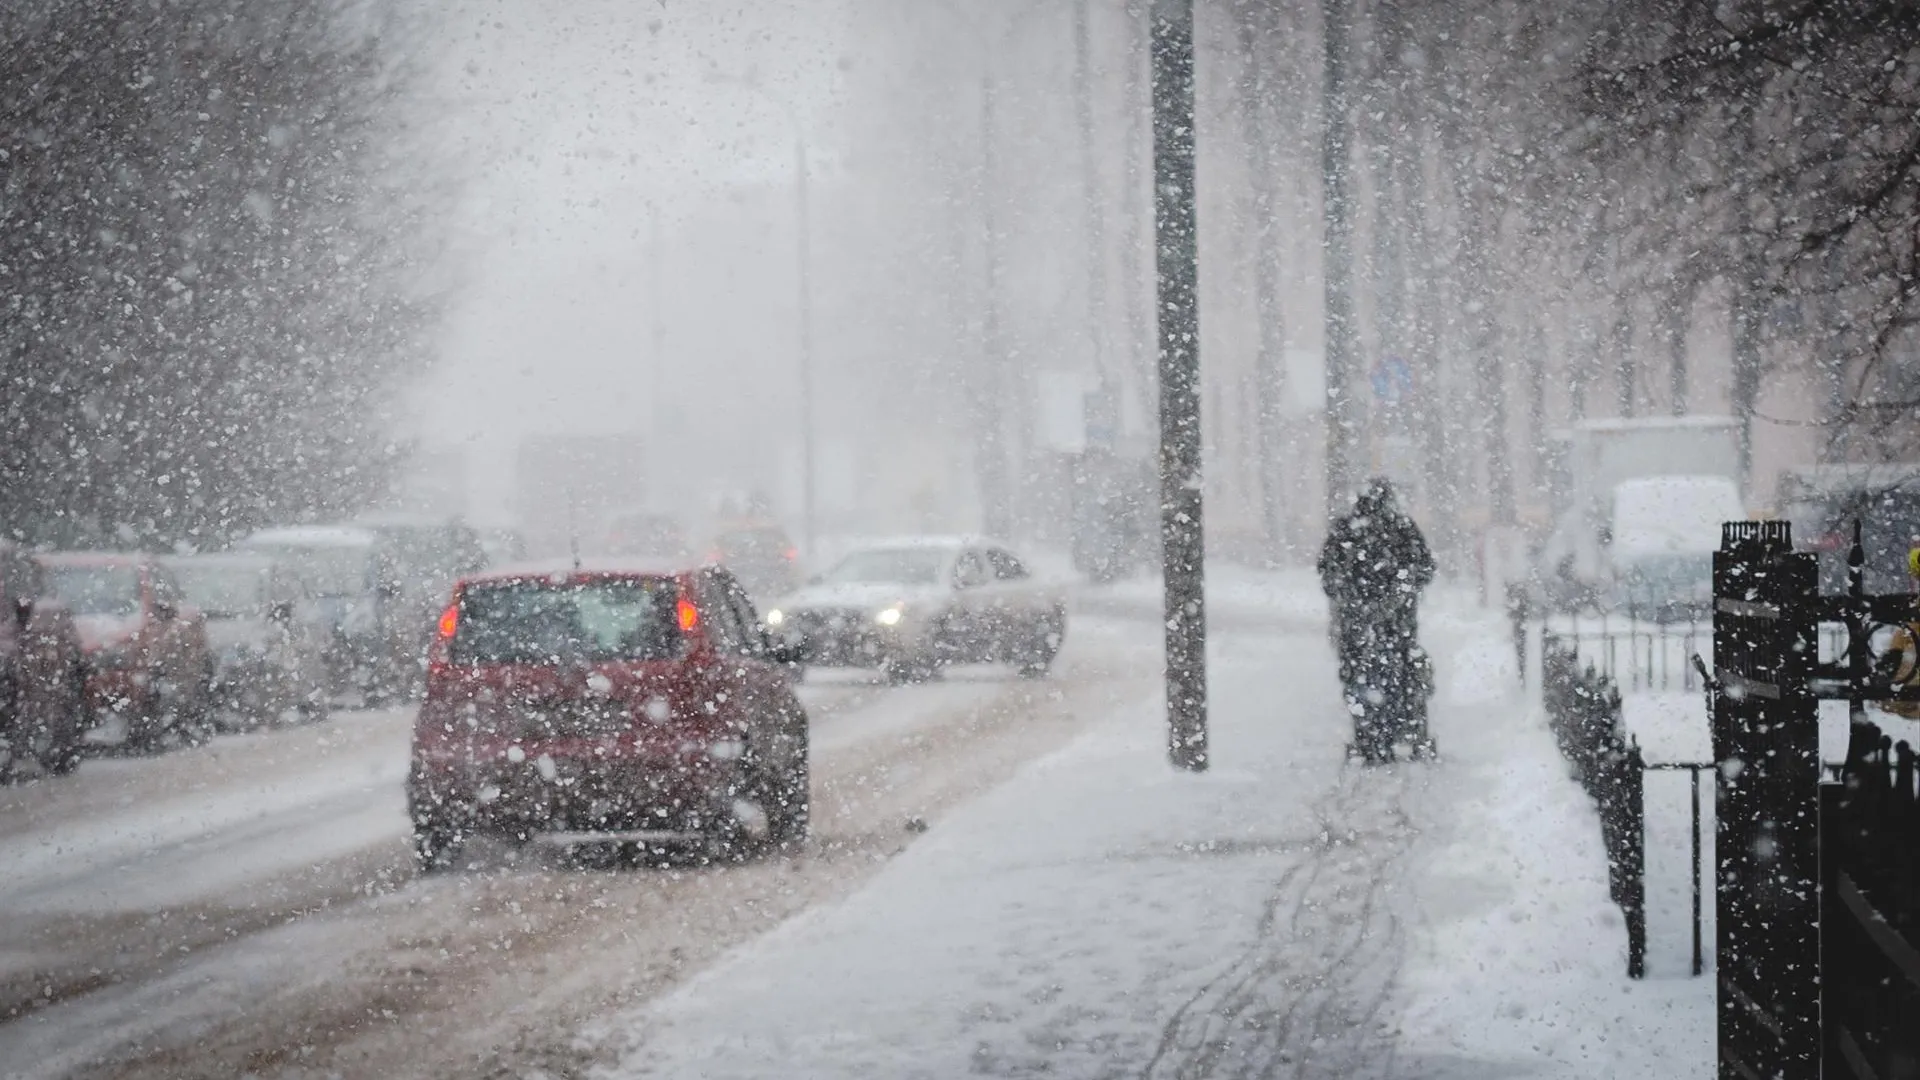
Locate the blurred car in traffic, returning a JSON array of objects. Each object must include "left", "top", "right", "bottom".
[
  {"left": 708, "top": 522, "right": 801, "bottom": 605},
  {"left": 765, "top": 537, "right": 1065, "bottom": 683},
  {"left": 35, "top": 552, "right": 214, "bottom": 750},
  {"left": 241, "top": 517, "right": 488, "bottom": 703},
  {"left": 0, "top": 540, "right": 87, "bottom": 779},
  {"left": 408, "top": 560, "right": 811, "bottom": 870},
  {"left": 601, "top": 511, "right": 690, "bottom": 561},
  {"left": 1779, "top": 464, "right": 1920, "bottom": 594},
  {"left": 165, "top": 553, "right": 330, "bottom": 728}
]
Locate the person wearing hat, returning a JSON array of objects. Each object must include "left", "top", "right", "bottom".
[{"left": 1316, "top": 478, "right": 1436, "bottom": 763}]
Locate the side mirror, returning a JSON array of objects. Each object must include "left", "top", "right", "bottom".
[
  {"left": 15, "top": 597, "right": 31, "bottom": 632},
  {"left": 153, "top": 601, "right": 178, "bottom": 621}
]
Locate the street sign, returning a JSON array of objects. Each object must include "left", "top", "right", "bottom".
[{"left": 1370, "top": 355, "right": 1413, "bottom": 405}]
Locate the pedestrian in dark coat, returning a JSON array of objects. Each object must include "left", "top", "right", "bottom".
[{"left": 1317, "top": 478, "right": 1434, "bottom": 686}]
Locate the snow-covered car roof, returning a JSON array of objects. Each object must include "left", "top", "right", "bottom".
[{"left": 242, "top": 525, "right": 379, "bottom": 549}]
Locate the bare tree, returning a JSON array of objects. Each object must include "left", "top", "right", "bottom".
[{"left": 0, "top": 0, "right": 442, "bottom": 548}]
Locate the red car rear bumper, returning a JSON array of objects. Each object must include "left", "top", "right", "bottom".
[{"left": 409, "top": 738, "right": 747, "bottom": 836}]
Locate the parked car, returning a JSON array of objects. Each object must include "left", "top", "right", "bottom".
[
  {"left": 241, "top": 517, "right": 488, "bottom": 703},
  {"left": 408, "top": 560, "right": 811, "bottom": 870},
  {"left": 0, "top": 541, "right": 86, "bottom": 779},
  {"left": 708, "top": 522, "right": 801, "bottom": 605},
  {"left": 1779, "top": 464, "right": 1920, "bottom": 595},
  {"left": 35, "top": 552, "right": 214, "bottom": 751},
  {"left": 164, "top": 553, "right": 330, "bottom": 728},
  {"left": 764, "top": 537, "right": 1066, "bottom": 683},
  {"left": 1605, "top": 475, "right": 1746, "bottom": 621}
]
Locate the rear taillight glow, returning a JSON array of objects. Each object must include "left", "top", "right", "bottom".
[
  {"left": 437, "top": 603, "right": 459, "bottom": 639},
  {"left": 784, "top": 547, "right": 799, "bottom": 561},
  {"left": 677, "top": 595, "right": 700, "bottom": 632}
]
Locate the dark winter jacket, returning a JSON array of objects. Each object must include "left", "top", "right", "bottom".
[{"left": 1316, "top": 494, "right": 1435, "bottom": 620}]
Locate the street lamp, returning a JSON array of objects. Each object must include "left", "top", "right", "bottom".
[
  {"left": 942, "top": 1, "right": 1061, "bottom": 540},
  {"left": 704, "top": 70, "right": 819, "bottom": 557}
]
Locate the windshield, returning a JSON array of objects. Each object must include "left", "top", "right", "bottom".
[
  {"left": 452, "top": 579, "right": 681, "bottom": 665},
  {"left": 246, "top": 543, "right": 371, "bottom": 598},
  {"left": 1617, "top": 553, "right": 1714, "bottom": 610},
  {"left": 44, "top": 565, "right": 141, "bottom": 616},
  {"left": 823, "top": 548, "right": 950, "bottom": 586},
  {"left": 172, "top": 566, "right": 268, "bottom": 619}
]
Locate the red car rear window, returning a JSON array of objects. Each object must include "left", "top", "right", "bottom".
[{"left": 451, "top": 578, "right": 682, "bottom": 665}]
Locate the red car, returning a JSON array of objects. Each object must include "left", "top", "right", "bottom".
[
  {"left": 35, "top": 553, "right": 215, "bottom": 751},
  {"left": 0, "top": 541, "right": 87, "bottom": 779},
  {"left": 408, "top": 561, "right": 811, "bottom": 870}
]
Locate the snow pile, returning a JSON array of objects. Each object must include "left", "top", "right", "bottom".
[{"left": 581, "top": 606, "right": 1709, "bottom": 1078}]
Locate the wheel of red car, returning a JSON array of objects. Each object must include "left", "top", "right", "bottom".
[
  {"left": 408, "top": 780, "right": 465, "bottom": 872},
  {"left": 41, "top": 655, "right": 85, "bottom": 775},
  {"left": 754, "top": 708, "right": 811, "bottom": 849}
]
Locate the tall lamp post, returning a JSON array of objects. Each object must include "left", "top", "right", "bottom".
[
  {"left": 1152, "top": 0, "right": 1206, "bottom": 772},
  {"left": 707, "top": 71, "right": 819, "bottom": 555},
  {"left": 947, "top": 1, "right": 1061, "bottom": 539}
]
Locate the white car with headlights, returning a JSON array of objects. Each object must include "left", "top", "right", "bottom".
[{"left": 765, "top": 538, "right": 1065, "bottom": 683}]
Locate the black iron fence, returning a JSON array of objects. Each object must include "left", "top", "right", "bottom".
[
  {"left": 1707, "top": 518, "right": 1920, "bottom": 1078},
  {"left": 1541, "top": 605, "right": 1708, "bottom": 694},
  {"left": 1542, "top": 604, "right": 1718, "bottom": 982},
  {"left": 1542, "top": 633, "right": 1648, "bottom": 978},
  {"left": 1822, "top": 720, "right": 1920, "bottom": 1077}
]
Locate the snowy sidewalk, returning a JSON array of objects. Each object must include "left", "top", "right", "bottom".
[{"left": 579, "top": 603, "right": 1710, "bottom": 1078}]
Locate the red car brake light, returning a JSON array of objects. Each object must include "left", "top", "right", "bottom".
[
  {"left": 437, "top": 603, "right": 459, "bottom": 639},
  {"left": 677, "top": 594, "right": 700, "bottom": 632}
]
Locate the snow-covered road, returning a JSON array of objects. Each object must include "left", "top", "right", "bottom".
[
  {"left": 1, "top": 598, "right": 1711, "bottom": 1078},
  {"left": 0, "top": 618, "right": 1162, "bottom": 1079}
]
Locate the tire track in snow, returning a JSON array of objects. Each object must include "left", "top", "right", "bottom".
[{"left": 1141, "top": 760, "right": 1419, "bottom": 1080}]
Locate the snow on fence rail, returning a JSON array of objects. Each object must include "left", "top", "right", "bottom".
[{"left": 1540, "top": 607, "right": 1708, "bottom": 694}]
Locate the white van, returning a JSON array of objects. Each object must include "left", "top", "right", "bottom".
[{"left": 1605, "top": 475, "right": 1745, "bottom": 618}]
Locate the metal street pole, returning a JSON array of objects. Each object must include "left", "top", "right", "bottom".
[
  {"left": 1073, "top": 0, "right": 1112, "bottom": 412},
  {"left": 977, "top": 71, "right": 1013, "bottom": 540},
  {"left": 1322, "top": 0, "right": 1357, "bottom": 519},
  {"left": 705, "top": 69, "right": 818, "bottom": 555},
  {"left": 649, "top": 204, "right": 667, "bottom": 506},
  {"left": 794, "top": 133, "right": 818, "bottom": 557},
  {"left": 1151, "top": 0, "right": 1206, "bottom": 772}
]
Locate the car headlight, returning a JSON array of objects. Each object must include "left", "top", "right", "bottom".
[
  {"left": 764, "top": 608, "right": 784, "bottom": 627},
  {"left": 874, "top": 606, "right": 904, "bottom": 627}
]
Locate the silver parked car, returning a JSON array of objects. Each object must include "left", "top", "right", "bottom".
[
  {"left": 164, "top": 553, "right": 329, "bottom": 728},
  {"left": 764, "top": 537, "right": 1065, "bottom": 683}
]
